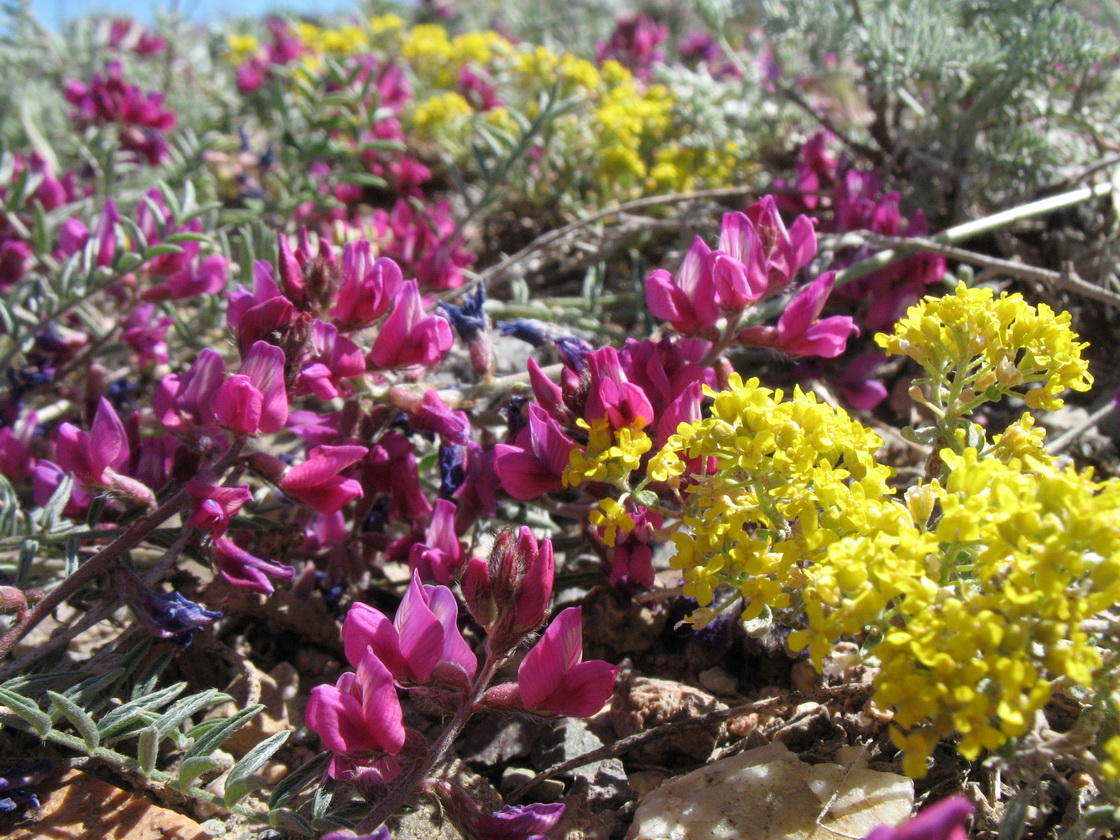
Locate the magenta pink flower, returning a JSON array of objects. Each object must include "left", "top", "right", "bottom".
[
  {"left": 332, "top": 243, "right": 403, "bottom": 327},
  {"left": 737, "top": 271, "right": 857, "bottom": 358},
  {"left": 0, "top": 411, "right": 37, "bottom": 480},
  {"left": 211, "top": 341, "right": 288, "bottom": 436},
  {"left": 153, "top": 348, "right": 226, "bottom": 434},
  {"left": 864, "top": 796, "right": 972, "bottom": 840},
  {"left": 211, "top": 537, "right": 294, "bottom": 595},
  {"left": 342, "top": 572, "right": 477, "bottom": 685},
  {"left": 186, "top": 481, "right": 252, "bottom": 538},
  {"left": 227, "top": 263, "right": 297, "bottom": 356},
  {"left": 280, "top": 444, "right": 367, "bottom": 515},
  {"left": 54, "top": 397, "right": 154, "bottom": 507},
  {"left": 430, "top": 780, "right": 564, "bottom": 840},
  {"left": 408, "top": 499, "right": 464, "bottom": 585},
  {"left": 365, "top": 432, "right": 432, "bottom": 522},
  {"left": 494, "top": 404, "right": 576, "bottom": 501},
  {"left": 122, "top": 303, "right": 174, "bottom": 366},
  {"left": 517, "top": 607, "right": 617, "bottom": 717},
  {"left": 396, "top": 388, "right": 469, "bottom": 445},
  {"left": 645, "top": 236, "right": 720, "bottom": 336},
  {"left": 306, "top": 647, "right": 406, "bottom": 766},
  {"left": 295, "top": 320, "right": 366, "bottom": 400},
  {"left": 64, "top": 61, "right": 176, "bottom": 164},
  {"left": 368, "top": 279, "right": 453, "bottom": 370},
  {"left": 744, "top": 195, "right": 817, "bottom": 292},
  {"left": 585, "top": 346, "right": 655, "bottom": 431},
  {"left": 712, "top": 211, "right": 768, "bottom": 311},
  {"left": 595, "top": 13, "right": 667, "bottom": 80}
]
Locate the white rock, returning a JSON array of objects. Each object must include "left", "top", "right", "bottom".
[{"left": 626, "top": 741, "right": 913, "bottom": 840}]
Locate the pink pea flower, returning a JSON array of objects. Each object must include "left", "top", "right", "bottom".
[
  {"left": 332, "top": 243, "right": 403, "bottom": 327},
  {"left": 457, "top": 65, "right": 501, "bottom": 111},
  {"left": 712, "top": 211, "right": 768, "bottom": 312},
  {"left": 186, "top": 480, "right": 252, "bottom": 538},
  {"left": 744, "top": 195, "right": 817, "bottom": 292},
  {"left": 369, "top": 280, "right": 453, "bottom": 370},
  {"left": 585, "top": 345, "right": 657, "bottom": 431},
  {"left": 494, "top": 404, "right": 576, "bottom": 501},
  {"left": 461, "top": 527, "right": 554, "bottom": 641},
  {"left": 54, "top": 397, "right": 154, "bottom": 508},
  {"left": 122, "top": 303, "right": 174, "bottom": 366},
  {"left": 295, "top": 320, "right": 366, "bottom": 400},
  {"left": 737, "top": 271, "right": 857, "bottom": 358},
  {"left": 211, "top": 536, "right": 294, "bottom": 595},
  {"left": 516, "top": 607, "right": 617, "bottom": 718},
  {"left": 645, "top": 236, "right": 720, "bottom": 336},
  {"left": 153, "top": 348, "right": 226, "bottom": 434},
  {"left": 211, "top": 341, "right": 288, "bottom": 436},
  {"left": 0, "top": 411, "right": 38, "bottom": 480},
  {"left": 595, "top": 13, "right": 667, "bottom": 80},
  {"left": 452, "top": 441, "right": 498, "bottom": 531},
  {"left": 408, "top": 499, "right": 463, "bottom": 585},
  {"left": 33, "top": 460, "right": 94, "bottom": 517},
  {"left": 864, "top": 796, "right": 973, "bottom": 840},
  {"left": 365, "top": 432, "right": 432, "bottom": 522},
  {"left": 606, "top": 509, "right": 661, "bottom": 590},
  {"left": 391, "top": 388, "right": 469, "bottom": 446},
  {"left": 227, "top": 261, "right": 297, "bottom": 355},
  {"left": 306, "top": 647, "right": 406, "bottom": 773},
  {"left": 280, "top": 444, "right": 367, "bottom": 515},
  {"left": 342, "top": 572, "right": 477, "bottom": 686},
  {"left": 430, "top": 780, "right": 565, "bottom": 840}
]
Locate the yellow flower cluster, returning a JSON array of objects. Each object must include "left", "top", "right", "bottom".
[
  {"left": 563, "top": 418, "right": 652, "bottom": 490},
  {"left": 411, "top": 92, "right": 474, "bottom": 140},
  {"left": 400, "top": 24, "right": 513, "bottom": 88},
  {"left": 875, "top": 281, "right": 1093, "bottom": 411}
]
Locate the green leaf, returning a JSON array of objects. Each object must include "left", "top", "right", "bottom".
[
  {"left": 47, "top": 690, "right": 99, "bottom": 750},
  {"left": 0, "top": 686, "right": 52, "bottom": 737},
  {"left": 268, "top": 751, "right": 329, "bottom": 810},
  {"left": 184, "top": 703, "right": 263, "bottom": 760},
  {"left": 17, "top": 539, "right": 37, "bottom": 585},
  {"left": 98, "top": 682, "right": 187, "bottom": 742},
  {"left": 177, "top": 756, "right": 219, "bottom": 791},
  {"left": 163, "top": 231, "right": 211, "bottom": 245},
  {"left": 138, "top": 725, "right": 159, "bottom": 775},
  {"left": 741, "top": 604, "right": 773, "bottom": 638},
  {"left": 631, "top": 489, "right": 660, "bottom": 509},
  {"left": 153, "top": 689, "right": 229, "bottom": 741},
  {"left": 269, "top": 808, "right": 315, "bottom": 836},
  {"left": 40, "top": 472, "right": 73, "bottom": 532},
  {"left": 224, "top": 730, "right": 290, "bottom": 807},
  {"left": 142, "top": 243, "right": 185, "bottom": 260},
  {"left": 899, "top": 425, "right": 941, "bottom": 446}
]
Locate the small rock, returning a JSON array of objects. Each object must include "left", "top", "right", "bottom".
[
  {"left": 626, "top": 741, "right": 913, "bottom": 840},
  {"left": 0, "top": 768, "right": 214, "bottom": 840},
  {"left": 610, "top": 676, "right": 726, "bottom": 764},
  {"left": 459, "top": 714, "right": 545, "bottom": 767},
  {"left": 531, "top": 719, "right": 606, "bottom": 780},
  {"left": 569, "top": 758, "right": 635, "bottom": 812},
  {"left": 627, "top": 770, "right": 667, "bottom": 798},
  {"left": 698, "top": 667, "right": 739, "bottom": 696},
  {"left": 500, "top": 767, "right": 565, "bottom": 802}
]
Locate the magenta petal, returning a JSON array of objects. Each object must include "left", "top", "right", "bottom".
[
  {"left": 518, "top": 607, "right": 583, "bottom": 708},
  {"left": 283, "top": 445, "right": 368, "bottom": 489},
  {"left": 239, "top": 341, "right": 289, "bottom": 433},
  {"left": 542, "top": 659, "right": 617, "bottom": 717},
  {"left": 307, "top": 682, "right": 375, "bottom": 754},
  {"left": 777, "top": 271, "right": 836, "bottom": 344},
  {"left": 394, "top": 574, "right": 445, "bottom": 682},
  {"left": 423, "top": 582, "right": 477, "bottom": 677},
  {"left": 343, "top": 603, "right": 406, "bottom": 675},
  {"left": 90, "top": 398, "right": 129, "bottom": 472},
  {"left": 645, "top": 269, "right": 687, "bottom": 323},
  {"left": 212, "top": 376, "right": 264, "bottom": 435},
  {"left": 355, "top": 649, "right": 406, "bottom": 754},
  {"left": 782, "top": 316, "right": 857, "bottom": 358},
  {"left": 494, "top": 445, "right": 563, "bottom": 501}
]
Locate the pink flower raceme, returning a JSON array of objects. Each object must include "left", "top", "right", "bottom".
[
  {"left": 211, "top": 537, "right": 294, "bottom": 595},
  {"left": 516, "top": 607, "right": 616, "bottom": 718},
  {"left": 53, "top": 397, "right": 155, "bottom": 508},
  {"left": 461, "top": 527, "right": 553, "bottom": 643},
  {"left": 737, "top": 271, "right": 858, "bottom": 358},
  {"left": 864, "top": 796, "right": 973, "bottom": 840},
  {"left": 211, "top": 341, "right": 288, "bottom": 436},
  {"left": 306, "top": 646, "right": 406, "bottom": 777},
  {"left": 64, "top": 61, "right": 176, "bottom": 164},
  {"left": 595, "top": 13, "right": 667, "bottom": 80},
  {"left": 369, "top": 199, "right": 473, "bottom": 290},
  {"left": 342, "top": 573, "right": 477, "bottom": 686},
  {"left": 494, "top": 404, "right": 576, "bottom": 501},
  {"left": 280, "top": 445, "right": 367, "bottom": 515},
  {"left": 369, "top": 280, "right": 453, "bottom": 370},
  {"left": 186, "top": 480, "right": 252, "bottom": 538},
  {"left": 364, "top": 431, "right": 432, "bottom": 522},
  {"left": 744, "top": 194, "right": 817, "bottom": 293},
  {"left": 584, "top": 346, "right": 655, "bottom": 431}
]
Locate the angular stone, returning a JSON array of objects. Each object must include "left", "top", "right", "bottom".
[
  {"left": 0, "top": 768, "right": 214, "bottom": 840},
  {"left": 627, "top": 742, "right": 913, "bottom": 840},
  {"left": 610, "top": 676, "right": 726, "bottom": 764}
]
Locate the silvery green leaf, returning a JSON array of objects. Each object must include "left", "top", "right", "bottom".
[
  {"left": 269, "top": 809, "right": 315, "bottom": 836},
  {"left": 0, "top": 686, "right": 52, "bottom": 737},
  {"left": 177, "top": 756, "right": 219, "bottom": 791},
  {"left": 224, "top": 730, "right": 290, "bottom": 807},
  {"left": 184, "top": 704, "right": 263, "bottom": 760},
  {"left": 138, "top": 725, "right": 159, "bottom": 775},
  {"left": 48, "top": 690, "right": 99, "bottom": 750}
]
